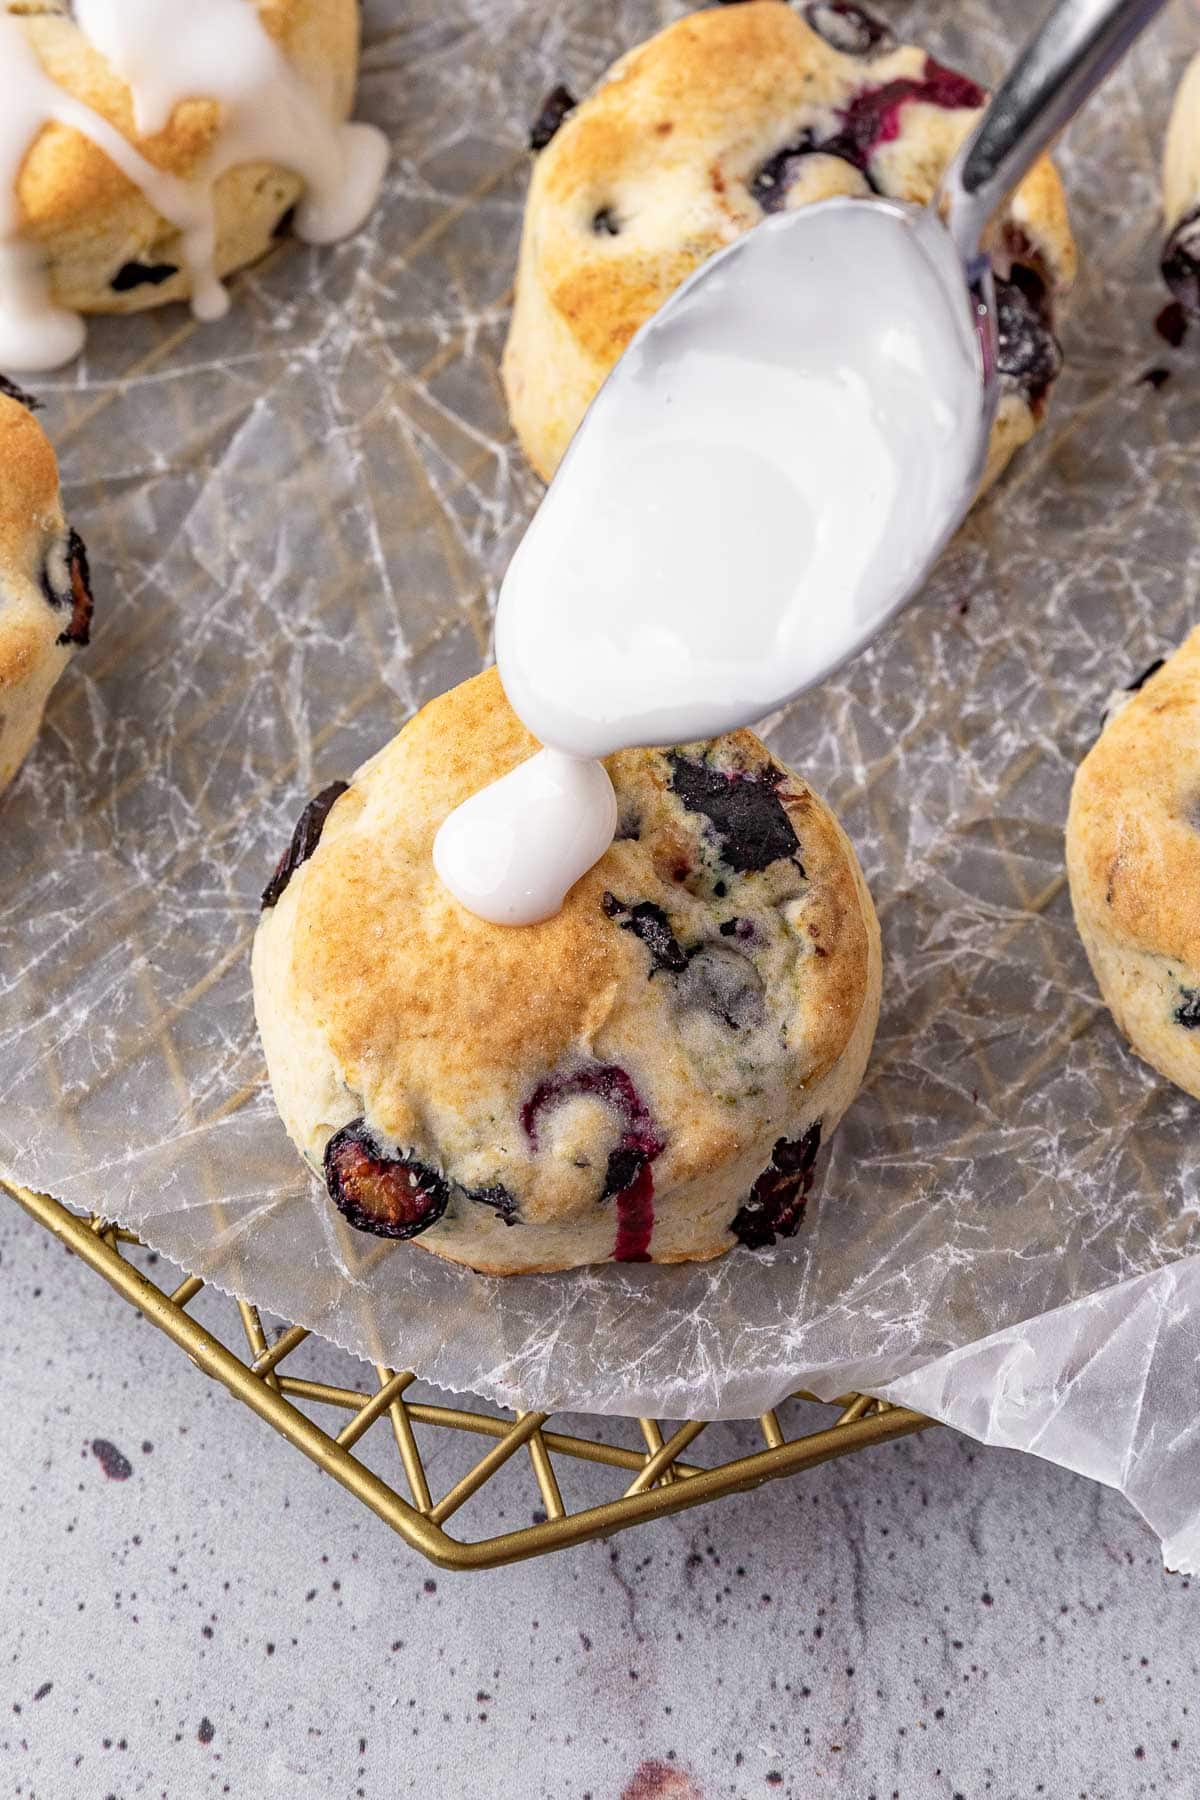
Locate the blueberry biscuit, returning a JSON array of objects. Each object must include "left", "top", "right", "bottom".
[
  {"left": 1163, "top": 52, "right": 1200, "bottom": 312},
  {"left": 1066, "top": 630, "right": 1200, "bottom": 1102},
  {"left": 0, "top": 386, "right": 94, "bottom": 795},
  {"left": 503, "top": 0, "right": 1075, "bottom": 492},
  {"left": 252, "top": 669, "right": 882, "bottom": 1275}
]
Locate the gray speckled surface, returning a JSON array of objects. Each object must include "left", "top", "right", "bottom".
[{"left": 3, "top": 1204, "right": 1196, "bottom": 1800}]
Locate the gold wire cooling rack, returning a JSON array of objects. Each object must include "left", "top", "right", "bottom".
[{"left": 7, "top": 1178, "right": 932, "bottom": 1571}]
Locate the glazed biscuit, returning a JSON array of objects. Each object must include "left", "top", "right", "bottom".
[
  {"left": 252, "top": 668, "right": 882, "bottom": 1275},
  {"left": 4, "top": 0, "right": 363, "bottom": 319}
]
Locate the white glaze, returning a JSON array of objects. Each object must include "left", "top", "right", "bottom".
[
  {"left": 0, "top": 14, "right": 212, "bottom": 368},
  {"left": 433, "top": 748, "right": 617, "bottom": 927},
  {"left": 435, "top": 200, "right": 987, "bottom": 926},
  {"left": 0, "top": 1, "right": 387, "bottom": 371}
]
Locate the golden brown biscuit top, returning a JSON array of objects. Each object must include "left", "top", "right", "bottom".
[
  {"left": 1070, "top": 629, "right": 1200, "bottom": 972},
  {"left": 528, "top": 0, "right": 1075, "bottom": 374},
  {"left": 281, "top": 668, "right": 873, "bottom": 1191}
]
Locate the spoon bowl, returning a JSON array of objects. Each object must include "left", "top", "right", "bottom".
[{"left": 497, "top": 194, "right": 994, "bottom": 759}]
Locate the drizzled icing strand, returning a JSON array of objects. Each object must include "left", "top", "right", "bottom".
[{"left": 0, "top": 0, "right": 387, "bottom": 371}]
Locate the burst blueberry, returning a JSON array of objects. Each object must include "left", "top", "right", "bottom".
[
  {"left": 324, "top": 1120, "right": 449, "bottom": 1240},
  {"left": 40, "top": 529, "right": 95, "bottom": 648},
  {"left": 668, "top": 752, "right": 800, "bottom": 873},
  {"left": 993, "top": 268, "right": 1062, "bottom": 404},
  {"left": 826, "top": 59, "right": 985, "bottom": 171},
  {"left": 522, "top": 1062, "right": 665, "bottom": 1261},
  {"left": 731, "top": 1123, "right": 822, "bottom": 1249}
]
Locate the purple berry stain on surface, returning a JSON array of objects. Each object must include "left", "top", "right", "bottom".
[
  {"left": 731, "top": 1122, "right": 823, "bottom": 1249},
  {"left": 324, "top": 1121, "right": 449, "bottom": 1240},
  {"left": 830, "top": 57, "right": 984, "bottom": 171},
  {"left": 607, "top": 1154, "right": 657, "bottom": 1262},
  {"left": 522, "top": 1063, "right": 665, "bottom": 1261},
  {"left": 753, "top": 56, "right": 984, "bottom": 210},
  {"left": 668, "top": 752, "right": 800, "bottom": 873},
  {"left": 91, "top": 1439, "right": 132, "bottom": 1481},
  {"left": 261, "top": 779, "right": 348, "bottom": 909}
]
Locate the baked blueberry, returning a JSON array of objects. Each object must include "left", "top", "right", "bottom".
[
  {"left": 730, "top": 1123, "right": 822, "bottom": 1249},
  {"left": 522, "top": 1062, "right": 665, "bottom": 1160},
  {"left": 324, "top": 1121, "right": 449, "bottom": 1240},
  {"left": 1175, "top": 989, "right": 1200, "bottom": 1030},
  {"left": 261, "top": 779, "right": 349, "bottom": 910},
  {"left": 803, "top": 2, "right": 894, "bottom": 57},
  {"left": 602, "top": 893, "right": 688, "bottom": 973},
  {"left": 463, "top": 1181, "right": 520, "bottom": 1226},
  {"left": 40, "top": 528, "right": 95, "bottom": 648},
  {"left": 109, "top": 260, "right": 179, "bottom": 293},
  {"left": 1162, "top": 208, "right": 1200, "bottom": 315},
  {"left": 668, "top": 752, "right": 800, "bottom": 873},
  {"left": 0, "top": 375, "right": 39, "bottom": 411},
  {"left": 993, "top": 268, "right": 1062, "bottom": 404},
  {"left": 530, "top": 84, "right": 577, "bottom": 152},
  {"left": 675, "top": 942, "right": 765, "bottom": 1032},
  {"left": 751, "top": 135, "right": 825, "bottom": 213}
]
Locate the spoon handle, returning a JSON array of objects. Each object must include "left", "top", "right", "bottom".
[{"left": 939, "top": 0, "right": 1169, "bottom": 267}]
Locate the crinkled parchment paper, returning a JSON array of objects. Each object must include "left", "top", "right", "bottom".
[{"left": 3, "top": 0, "right": 1200, "bottom": 1567}]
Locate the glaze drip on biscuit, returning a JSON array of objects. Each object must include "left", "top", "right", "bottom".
[
  {"left": 0, "top": 0, "right": 387, "bottom": 370},
  {"left": 434, "top": 199, "right": 983, "bottom": 926}
]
